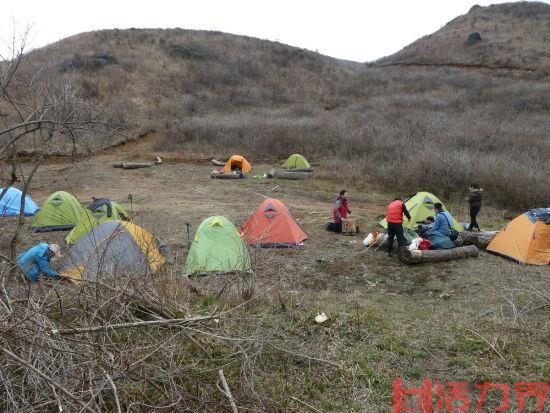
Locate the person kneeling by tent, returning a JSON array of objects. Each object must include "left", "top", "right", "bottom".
[
  {"left": 326, "top": 190, "right": 352, "bottom": 233},
  {"left": 386, "top": 197, "right": 411, "bottom": 256},
  {"left": 17, "top": 243, "right": 62, "bottom": 282}
]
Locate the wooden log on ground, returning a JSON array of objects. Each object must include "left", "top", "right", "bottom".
[
  {"left": 113, "top": 162, "right": 152, "bottom": 169},
  {"left": 398, "top": 245, "right": 479, "bottom": 265},
  {"left": 211, "top": 159, "right": 226, "bottom": 166},
  {"left": 121, "top": 162, "right": 152, "bottom": 169},
  {"left": 266, "top": 168, "right": 276, "bottom": 178},
  {"left": 282, "top": 167, "right": 314, "bottom": 172},
  {"left": 278, "top": 171, "right": 312, "bottom": 180},
  {"left": 210, "top": 172, "right": 244, "bottom": 179},
  {"left": 454, "top": 231, "right": 497, "bottom": 249}
]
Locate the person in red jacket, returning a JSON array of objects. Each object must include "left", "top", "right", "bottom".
[
  {"left": 386, "top": 197, "right": 411, "bottom": 256},
  {"left": 327, "top": 190, "right": 352, "bottom": 232}
]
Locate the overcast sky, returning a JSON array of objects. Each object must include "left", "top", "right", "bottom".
[{"left": 1, "top": 0, "right": 547, "bottom": 62}]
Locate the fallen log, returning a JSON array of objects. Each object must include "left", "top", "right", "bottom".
[
  {"left": 398, "top": 245, "right": 479, "bottom": 265},
  {"left": 282, "top": 167, "right": 314, "bottom": 172},
  {"left": 278, "top": 171, "right": 312, "bottom": 180},
  {"left": 112, "top": 162, "right": 152, "bottom": 169},
  {"left": 454, "top": 231, "right": 498, "bottom": 249},
  {"left": 210, "top": 172, "right": 244, "bottom": 179},
  {"left": 211, "top": 159, "right": 226, "bottom": 166}
]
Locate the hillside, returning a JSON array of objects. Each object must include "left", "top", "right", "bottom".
[
  {"left": 378, "top": 1, "right": 550, "bottom": 71},
  {"left": 8, "top": 2, "right": 550, "bottom": 210}
]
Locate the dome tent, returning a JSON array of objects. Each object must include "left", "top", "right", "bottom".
[
  {"left": 487, "top": 208, "right": 550, "bottom": 265},
  {"left": 223, "top": 155, "right": 252, "bottom": 173},
  {"left": 282, "top": 154, "right": 310, "bottom": 169},
  {"left": 66, "top": 200, "right": 130, "bottom": 245},
  {"left": 379, "top": 191, "right": 463, "bottom": 231},
  {"left": 241, "top": 198, "right": 308, "bottom": 247},
  {"left": 31, "top": 191, "right": 85, "bottom": 232},
  {"left": 0, "top": 187, "right": 39, "bottom": 216},
  {"left": 60, "top": 220, "right": 170, "bottom": 282},
  {"left": 184, "top": 216, "right": 251, "bottom": 275}
]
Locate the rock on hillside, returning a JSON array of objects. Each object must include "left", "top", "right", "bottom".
[{"left": 377, "top": 2, "right": 550, "bottom": 71}]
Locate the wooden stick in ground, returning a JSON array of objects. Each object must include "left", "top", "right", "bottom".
[
  {"left": 50, "top": 315, "right": 215, "bottom": 335},
  {"left": 0, "top": 347, "right": 97, "bottom": 413},
  {"left": 218, "top": 369, "right": 238, "bottom": 413}
]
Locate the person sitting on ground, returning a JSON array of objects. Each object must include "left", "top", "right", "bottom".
[
  {"left": 327, "top": 190, "right": 352, "bottom": 233},
  {"left": 17, "top": 243, "right": 62, "bottom": 282},
  {"left": 466, "top": 184, "right": 482, "bottom": 231},
  {"left": 432, "top": 203, "right": 455, "bottom": 237},
  {"left": 416, "top": 216, "right": 435, "bottom": 235},
  {"left": 386, "top": 197, "right": 411, "bottom": 256}
]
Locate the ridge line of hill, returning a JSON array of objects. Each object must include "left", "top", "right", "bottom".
[{"left": 376, "top": 61, "right": 534, "bottom": 72}]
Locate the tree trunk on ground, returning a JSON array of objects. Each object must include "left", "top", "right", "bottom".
[
  {"left": 282, "top": 167, "right": 314, "bottom": 172},
  {"left": 112, "top": 162, "right": 153, "bottom": 169},
  {"left": 454, "top": 231, "right": 497, "bottom": 249},
  {"left": 278, "top": 171, "right": 313, "bottom": 180},
  {"left": 210, "top": 172, "right": 244, "bottom": 179},
  {"left": 398, "top": 245, "right": 479, "bottom": 265},
  {"left": 211, "top": 159, "right": 225, "bottom": 166}
]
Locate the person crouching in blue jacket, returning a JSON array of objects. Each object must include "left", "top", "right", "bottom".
[{"left": 17, "top": 243, "right": 62, "bottom": 282}]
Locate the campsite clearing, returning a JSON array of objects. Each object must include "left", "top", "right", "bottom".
[{"left": 1, "top": 151, "right": 548, "bottom": 412}]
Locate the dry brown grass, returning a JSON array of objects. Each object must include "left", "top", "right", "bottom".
[{"left": 379, "top": 1, "right": 550, "bottom": 71}]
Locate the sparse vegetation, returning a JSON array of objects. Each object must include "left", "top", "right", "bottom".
[
  {"left": 1, "top": 3, "right": 549, "bottom": 410},
  {"left": 21, "top": 5, "right": 550, "bottom": 210}
]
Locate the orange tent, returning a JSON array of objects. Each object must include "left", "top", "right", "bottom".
[
  {"left": 241, "top": 198, "right": 308, "bottom": 247},
  {"left": 223, "top": 155, "right": 252, "bottom": 173},
  {"left": 487, "top": 208, "right": 550, "bottom": 265}
]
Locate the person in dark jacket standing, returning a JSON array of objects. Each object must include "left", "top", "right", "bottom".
[
  {"left": 466, "top": 184, "right": 483, "bottom": 231},
  {"left": 386, "top": 197, "right": 411, "bottom": 256}
]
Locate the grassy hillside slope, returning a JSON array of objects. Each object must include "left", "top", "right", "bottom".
[
  {"left": 18, "top": 2, "right": 550, "bottom": 209},
  {"left": 379, "top": 1, "right": 550, "bottom": 70}
]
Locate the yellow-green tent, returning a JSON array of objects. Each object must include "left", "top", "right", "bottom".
[
  {"left": 184, "top": 216, "right": 251, "bottom": 275},
  {"left": 65, "top": 202, "right": 130, "bottom": 245},
  {"left": 282, "top": 154, "right": 310, "bottom": 169},
  {"left": 31, "top": 191, "right": 85, "bottom": 232},
  {"left": 379, "top": 192, "right": 463, "bottom": 231}
]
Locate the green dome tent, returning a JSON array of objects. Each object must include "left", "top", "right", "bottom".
[
  {"left": 379, "top": 191, "right": 463, "bottom": 231},
  {"left": 65, "top": 202, "right": 130, "bottom": 245},
  {"left": 184, "top": 216, "right": 251, "bottom": 275},
  {"left": 31, "top": 191, "right": 85, "bottom": 232},
  {"left": 282, "top": 154, "right": 310, "bottom": 169}
]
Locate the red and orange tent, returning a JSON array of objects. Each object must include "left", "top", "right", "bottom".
[
  {"left": 487, "top": 208, "right": 550, "bottom": 265},
  {"left": 241, "top": 198, "right": 308, "bottom": 247}
]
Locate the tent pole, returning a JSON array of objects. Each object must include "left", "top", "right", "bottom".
[{"left": 185, "top": 222, "right": 191, "bottom": 250}]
